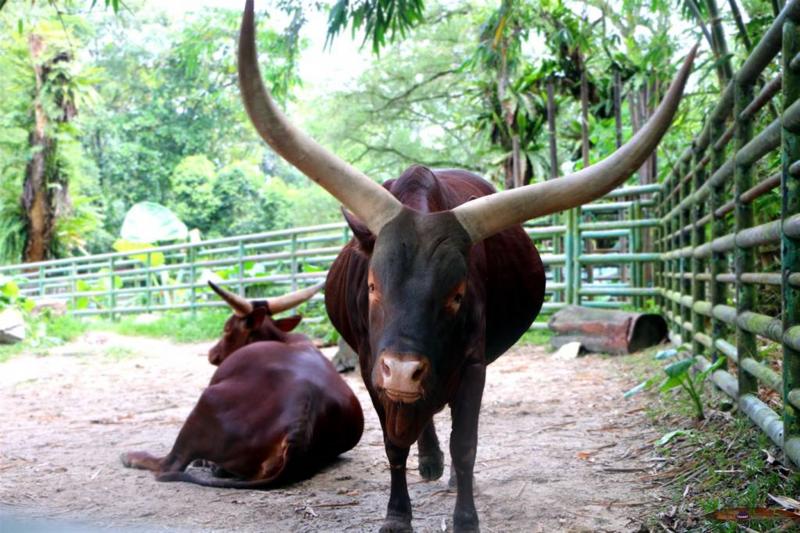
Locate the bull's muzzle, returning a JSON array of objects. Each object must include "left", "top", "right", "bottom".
[{"left": 376, "top": 352, "right": 429, "bottom": 404}]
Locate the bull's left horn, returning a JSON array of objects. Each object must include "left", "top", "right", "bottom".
[
  {"left": 238, "top": 0, "right": 402, "bottom": 235},
  {"left": 452, "top": 43, "right": 698, "bottom": 244},
  {"left": 266, "top": 281, "right": 325, "bottom": 315},
  {"left": 208, "top": 281, "right": 253, "bottom": 316}
]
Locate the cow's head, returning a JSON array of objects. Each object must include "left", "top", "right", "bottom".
[
  {"left": 238, "top": 0, "right": 695, "bottom": 444},
  {"left": 207, "top": 280, "right": 323, "bottom": 365}
]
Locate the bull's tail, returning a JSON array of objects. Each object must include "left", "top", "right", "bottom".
[{"left": 155, "top": 470, "right": 281, "bottom": 489}]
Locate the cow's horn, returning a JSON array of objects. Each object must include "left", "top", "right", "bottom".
[
  {"left": 266, "top": 281, "right": 325, "bottom": 315},
  {"left": 452, "top": 44, "right": 698, "bottom": 244},
  {"left": 208, "top": 281, "right": 253, "bottom": 317},
  {"left": 238, "top": 0, "right": 402, "bottom": 235}
]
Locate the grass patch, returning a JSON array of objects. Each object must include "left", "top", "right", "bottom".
[
  {"left": 91, "top": 309, "right": 230, "bottom": 343},
  {"left": 103, "top": 346, "right": 136, "bottom": 361},
  {"left": 619, "top": 349, "right": 798, "bottom": 532},
  {"left": 518, "top": 327, "right": 553, "bottom": 347}
]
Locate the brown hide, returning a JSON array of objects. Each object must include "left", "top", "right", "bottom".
[{"left": 122, "top": 340, "right": 363, "bottom": 488}]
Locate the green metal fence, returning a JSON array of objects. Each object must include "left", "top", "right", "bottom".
[
  {"left": 2, "top": 184, "right": 659, "bottom": 326},
  {"left": 656, "top": 0, "right": 800, "bottom": 466}
]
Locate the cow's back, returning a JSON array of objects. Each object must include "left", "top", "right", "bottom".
[
  {"left": 206, "top": 342, "right": 363, "bottom": 473},
  {"left": 326, "top": 167, "right": 545, "bottom": 364}
]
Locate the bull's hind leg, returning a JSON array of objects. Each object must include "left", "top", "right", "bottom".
[{"left": 417, "top": 419, "right": 444, "bottom": 481}]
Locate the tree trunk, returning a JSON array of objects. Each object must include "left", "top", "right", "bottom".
[
  {"left": 22, "top": 34, "right": 74, "bottom": 263},
  {"left": 578, "top": 52, "right": 593, "bottom": 283},
  {"left": 704, "top": 0, "right": 734, "bottom": 86},
  {"left": 546, "top": 79, "right": 559, "bottom": 179},
  {"left": 613, "top": 69, "right": 623, "bottom": 149}
]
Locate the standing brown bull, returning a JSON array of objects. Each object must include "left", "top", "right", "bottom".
[
  {"left": 238, "top": 1, "right": 695, "bottom": 529},
  {"left": 121, "top": 281, "right": 364, "bottom": 487}
]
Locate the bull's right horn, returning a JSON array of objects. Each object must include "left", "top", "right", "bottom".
[
  {"left": 238, "top": 0, "right": 402, "bottom": 235},
  {"left": 266, "top": 281, "right": 325, "bottom": 314}
]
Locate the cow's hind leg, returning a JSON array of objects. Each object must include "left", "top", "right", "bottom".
[
  {"left": 121, "top": 450, "right": 192, "bottom": 477},
  {"left": 417, "top": 419, "right": 444, "bottom": 481},
  {"left": 120, "top": 451, "right": 163, "bottom": 472},
  {"left": 380, "top": 441, "right": 413, "bottom": 533},
  {"left": 449, "top": 363, "right": 485, "bottom": 533}
]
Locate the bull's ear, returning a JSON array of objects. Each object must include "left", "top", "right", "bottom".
[
  {"left": 274, "top": 315, "right": 302, "bottom": 332},
  {"left": 342, "top": 208, "right": 375, "bottom": 253},
  {"left": 249, "top": 306, "right": 268, "bottom": 330}
]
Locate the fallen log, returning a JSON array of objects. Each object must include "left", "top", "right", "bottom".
[{"left": 548, "top": 305, "right": 667, "bottom": 355}]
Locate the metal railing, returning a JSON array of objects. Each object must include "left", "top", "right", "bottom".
[
  {"left": 655, "top": 0, "right": 800, "bottom": 467},
  {"left": 2, "top": 186, "right": 660, "bottom": 326}
]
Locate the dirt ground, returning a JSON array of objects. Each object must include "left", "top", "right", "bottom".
[{"left": 1, "top": 333, "right": 671, "bottom": 532}]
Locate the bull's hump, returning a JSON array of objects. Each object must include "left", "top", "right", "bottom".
[{"left": 388, "top": 166, "right": 494, "bottom": 212}]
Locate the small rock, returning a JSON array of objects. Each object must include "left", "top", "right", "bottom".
[{"left": 0, "top": 308, "right": 26, "bottom": 344}]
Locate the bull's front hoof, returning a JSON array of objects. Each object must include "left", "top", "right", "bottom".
[
  {"left": 119, "top": 452, "right": 133, "bottom": 468},
  {"left": 418, "top": 450, "right": 444, "bottom": 481},
  {"left": 379, "top": 516, "right": 413, "bottom": 533},
  {"left": 453, "top": 510, "right": 479, "bottom": 533}
]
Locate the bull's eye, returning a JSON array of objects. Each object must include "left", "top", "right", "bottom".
[{"left": 445, "top": 281, "right": 467, "bottom": 314}]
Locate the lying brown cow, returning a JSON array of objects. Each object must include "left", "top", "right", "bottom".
[{"left": 121, "top": 281, "right": 364, "bottom": 487}]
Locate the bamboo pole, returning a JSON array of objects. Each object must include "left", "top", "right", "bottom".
[
  {"left": 735, "top": 79, "right": 758, "bottom": 396},
  {"left": 782, "top": 17, "right": 800, "bottom": 447}
]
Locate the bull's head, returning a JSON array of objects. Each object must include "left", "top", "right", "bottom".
[
  {"left": 207, "top": 280, "right": 323, "bottom": 365},
  {"left": 238, "top": 0, "right": 695, "bottom": 444}
]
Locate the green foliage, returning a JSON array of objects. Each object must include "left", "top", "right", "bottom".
[
  {"left": 327, "top": 0, "right": 425, "bottom": 54},
  {"left": 625, "top": 346, "right": 727, "bottom": 420}
]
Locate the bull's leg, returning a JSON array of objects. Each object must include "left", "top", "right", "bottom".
[
  {"left": 449, "top": 363, "right": 485, "bottom": 533},
  {"left": 417, "top": 419, "right": 444, "bottom": 481},
  {"left": 380, "top": 441, "right": 413, "bottom": 533}
]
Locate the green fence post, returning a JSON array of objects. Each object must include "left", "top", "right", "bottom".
[
  {"left": 109, "top": 256, "right": 116, "bottom": 322},
  {"left": 564, "top": 210, "right": 574, "bottom": 305},
  {"left": 38, "top": 265, "right": 45, "bottom": 297},
  {"left": 734, "top": 78, "right": 757, "bottom": 397},
  {"left": 146, "top": 252, "right": 152, "bottom": 313},
  {"left": 188, "top": 247, "right": 196, "bottom": 317},
  {"left": 573, "top": 208, "right": 582, "bottom": 305},
  {"left": 553, "top": 213, "right": 563, "bottom": 303},
  {"left": 709, "top": 119, "right": 728, "bottom": 364},
  {"left": 631, "top": 200, "right": 643, "bottom": 308},
  {"left": 290, "top": 231, "right": 298, "bottom": 292},
  {"left": 679, "top": 158, "right": 692, "bottom": 341},
  {"left": 70, "top": 261, "right": 77, "bottom": 312},
  {"left": 782, "top": 17, "right": 800, "bottom": 454},
  {"left": 238, "top": 240, "right": 245, "bottom": 297},
  {"left": 691, "top": 142, "right": 707, "bottom": 356},
  {"left": 668, "top": 170, "right": 680, "bottom": 340}
]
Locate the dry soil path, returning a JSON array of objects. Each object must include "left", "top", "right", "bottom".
[{"left": 1, "top": 332, "right": 667, "bottom": 532}]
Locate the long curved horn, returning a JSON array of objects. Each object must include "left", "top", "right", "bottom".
[
  {"left": 453, "top": 44, "right": 698, "bottom": 244},
  {"left": 238, "top": 0, "right": 402, "bottom": 235},
  {"left": 208, "top": 281, "right": 253, "bottom": 317},
  {"left": 266, "top": 281, "right": 325, "bottom": 314}
]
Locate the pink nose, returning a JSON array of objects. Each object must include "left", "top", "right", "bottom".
[{"left": 377, "top": 353, "right": 429, "bottom": 403}]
